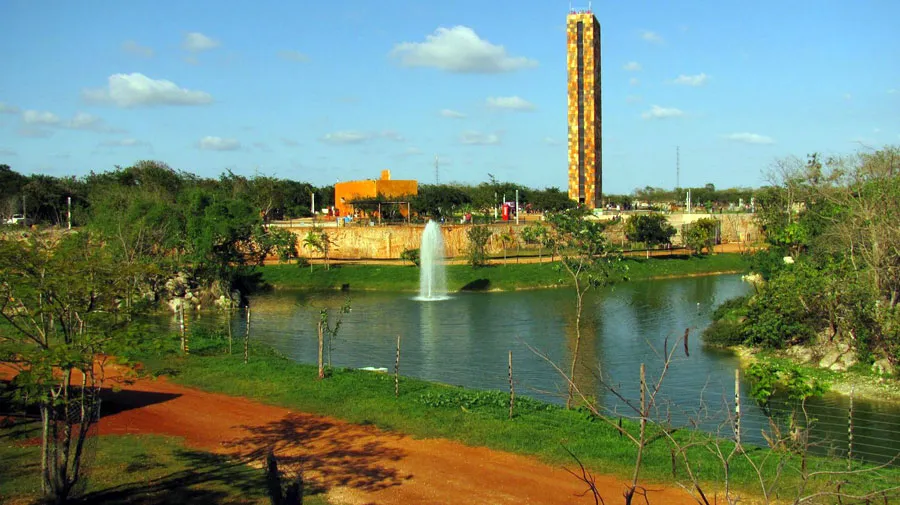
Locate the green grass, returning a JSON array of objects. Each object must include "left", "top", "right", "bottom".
[
  {"left": 126, "top": 336, "right": 899, "bottom": 501},
  {"left": 0, "top": 418, "right": 329, "bottom": 505},
  {"left": 256, "top": 253, "right": 749, "bottom": 292}
]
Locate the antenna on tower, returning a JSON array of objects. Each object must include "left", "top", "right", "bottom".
[
  {"left": 676, "top": 146, "right": 681, "bottom": 189},
  {"left": 435, "top": 154, "right": 440, "bottom": 184}
]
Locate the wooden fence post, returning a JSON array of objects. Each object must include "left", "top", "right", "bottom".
[
  {"left": 848, "top": 386, "right": 855, "bottom": 468},
  {"left": 394, "top": 335, "right": 401, "bottom": 397},
  {"left": 244, "top": 306, "right": 251, "bottom": 364},
  {"left": 508, "top": 350, "right": 515, "bottom": 419},
  {"left": 227, "top": 307, "right": 233, "bottom": 355},
  {"left": 179, "top": 303, "right": 186, "bottom": 353},
  {"left": 735, "top": 368, "right": 742, "bottom": 450}
]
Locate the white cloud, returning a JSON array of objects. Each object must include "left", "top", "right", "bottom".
[
  {"left": 183, "top": 32, "right": 219, "bottom": 52},
  {"left": 22, "top": 110, "right": 60, "bottom": 125},
  {"left": 83, "top": 73, "right": 214, "bottom": 107},
  {"left": 723, "top": 132, "right": 775, "bottom": 145},
  {"left": 63, "top": 112, "right": 123, "bottom": 132},
  {"left": 440, "top": 108, "right": 466, "bottom": 118},
  {"left": 121, "top": 40, "right": 154, "bottom": 57},
  {"left": 198, "top": 136, "right": 240, "bottom": 151},
  {"left": 17, "top": 127, "right": 53, "bottom": 138},
  {"left": 641, "top": 30, "right": 664, "bottom": 43},
  {"left": 673, "top": 73, "right": 709, "bottom": 86},
  {"left": 629, "top": 77, "right": 640, "bottom": 87},
  {"left": 626, "top": 95, "right": 642, "bottom": 104},
  {"left": 390, "top": 26, "right": 537, "bottom": 73},
  {"left": 278, "top": 50, "right": 309, "bottom": 62},
  {"left": 319, "top": 130, "right": 404, "bottom": 144},
  {"left": 623, "top": 61, "right": 642, "bottom": 71},
  {"left": 399, "top": 146, "right": 423, "bottom": 156},
  {"left": 486, "top": 96, "right": 535, "bottom": 111},
  {"left": 99, "top": 138, "right": 149, "bottom": 148},
  {"left": 641, "top": 105, "right": 684, "bottom": 120},
  {"left": 0, "top": 102, "right": 21, "bottom": 114},
  {"left": 460, "top": 131, "right": 501, "bottom": 145},
  {"left": 380, "top": 130, "right": 404, "bottom": 141},
  {"left": 320, "top": 131, "right": 373, "bottom": 144}
]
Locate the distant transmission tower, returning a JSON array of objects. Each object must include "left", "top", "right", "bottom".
[
  {"left": 435, "top": 155, "right": 440, "bottom": 184},
  {"left": 676, "top": 146, "right": 680, "bottom": 189}
]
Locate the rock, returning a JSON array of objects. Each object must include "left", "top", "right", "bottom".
[
  {"left": 819, "top": 350, "right": 841, "bottom": 369},
  {"left": 872, "top": 359, "right": 895, "bottom": 377},
  {"left": 837, "top": 351, "right": 857, "bottom": 370},
  {"left": 785, "top": 345, "right": 815, "bottom": 364}
]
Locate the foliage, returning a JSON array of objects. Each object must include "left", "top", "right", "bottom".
[
  {"left": 465, "top": 225, "right": 493, "bottom": 268},
  {"left": 745, "top": 361, "right": 829, "bottom": 407},
  {"left": 624, "top": 213, "right": 676, "bottom": 256},
  {"left": 399, "top": 247, "right": 420, "bottom": 266},
  {"left": 302, "top": 228, "right": 332, "bottom": 270},
  {"left": 319, "top": 298, "right": 351, "bottom": 371},
  {"left": 736, "top": 146, "right": 900, "bottom": 363},
  {"left": 0, "top": 231, "right": 145, "bottom": 504},
  {"left": 544, "top": 207, "right": 622, "bottom": 408},
  {"left": 682, "top": 217, "right": 719, "bottom": 255}
]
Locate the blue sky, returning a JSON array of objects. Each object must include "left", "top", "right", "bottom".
[{"left": 1, "top": 1, "right": 898, "bottom": 194}]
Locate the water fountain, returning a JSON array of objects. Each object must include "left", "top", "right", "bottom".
[{"left": 416, "top": 220, "right": 449, "bottom": 301}]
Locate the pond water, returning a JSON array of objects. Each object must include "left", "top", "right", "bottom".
[{"left": 168, "top": 274, "right": 900, "bottom": 465}]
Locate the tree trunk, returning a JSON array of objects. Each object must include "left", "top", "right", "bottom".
[
  {"left": 317, "top": 321, "right": 325, "bottom": 379},
  {"left": 566, "top": 286, "right": 584, "bottom": 410}
]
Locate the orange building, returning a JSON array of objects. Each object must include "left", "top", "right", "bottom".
[{"left": 334, "top": 170, "right": 417, "bottom": 217}]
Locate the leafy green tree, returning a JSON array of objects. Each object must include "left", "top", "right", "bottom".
[
  {"left": 302, "top": 228, "right": 332, "bottom": 270},
  {"left": 521, "top": 223, "right": 548, "bottom": 261},
  {"left": 624, "top": 213, "right": 676, "bottom": 258},
  {"left": 0, "top": 232, "right": 143, "bottom": 504},
  {"left": 545, "top": 207, "right": 621, "bottom": 408},
  {"left": 527, "top": 187, "right": 576, "bottom": 213},
  {"left": 465, "top": 225, "right": 492, "bottom": 268},
  {"left": 683, "top": 218, "right": 719, "bottom": 255}
]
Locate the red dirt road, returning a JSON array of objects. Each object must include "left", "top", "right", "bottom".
[{"left": 88, "top": 368, "right": 699, "bottom": 505}]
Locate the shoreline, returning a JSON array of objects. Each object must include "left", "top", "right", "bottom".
[{"left": 730, "top": 345, "right": 900, "bottom": 403}]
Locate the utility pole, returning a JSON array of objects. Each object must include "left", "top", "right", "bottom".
[
  {"left": 67, "top": 196, "right": 71, "bottom": 230},
  {"left": 515, "top": 189, "right": 520, "bottom": 225},
  {"left": 676, "top": 146, "right": 680, "bottom": 189}
]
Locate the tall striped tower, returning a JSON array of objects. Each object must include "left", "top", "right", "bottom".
[{"left": 566, "top": 9, "right": 602, "bottom": 209}]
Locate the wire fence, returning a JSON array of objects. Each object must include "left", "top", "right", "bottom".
[{"left": 166, "top": 307, "right": 900, "bottom": 469}]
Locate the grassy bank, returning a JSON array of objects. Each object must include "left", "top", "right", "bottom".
[
  {"left": 0, "top": 418, "right": 330, "bottom": 504},
  {"left": 126, "top": 335, "right": 897, "bottom": 501},
  {"left": 257, "top": 253, "right": 748, "bottom": 292}
]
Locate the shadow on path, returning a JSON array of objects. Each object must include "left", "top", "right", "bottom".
[{"left": 225, "top": 413, "right": 410, "bottom": 495}]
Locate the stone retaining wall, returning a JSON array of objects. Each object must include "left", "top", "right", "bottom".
[{"left": 285, "top": 213, "right": 762, "bottom": 260}]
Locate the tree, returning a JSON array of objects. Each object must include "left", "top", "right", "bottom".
[
  {"left": 465, "top": 225, "right": 492, "bottom": 268},
  {"left": 521, "top": 223, "right": 548, "bottom": 261},
  {"left": 544, "top": 207, "right": 621, "bottom": 408},
  {"left": 683, "top": 218, "right": 718, "bottom": 255},
  {"left": 624, "top": 213, "right": 676, "bottom": 258},
  {"left": 302, "top": 228, "right": 332, "bottom": 270},
  {"left": 0, "top": 232, "right": 141, "bottom": 504},
  {"left": 497, "top": 229, "right": 517, "bottom": 263}
]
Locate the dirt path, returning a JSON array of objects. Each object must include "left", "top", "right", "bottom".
[{"left": 81, "top": 367, "right": 699, "bottom": 504}]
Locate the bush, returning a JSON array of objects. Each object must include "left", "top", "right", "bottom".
[
  {"left": 466, "top": 225, "right": 492, "bottom": 268},
  {"left": 702, "top": 319, "right": 746, "bottom": 347},
  {"left": 400, "top": 247, "right": 420, "bottom": 266}
]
